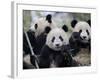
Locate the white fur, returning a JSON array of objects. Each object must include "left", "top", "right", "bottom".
[
  {"left": 46, "top": 28, "right": 69, "bottom": 51},
  {"left": 73, "top": 21, "right": 91, "bottom": 42},
  {"left": 30, "top": 17, "right": 57, "bottom": 37}
]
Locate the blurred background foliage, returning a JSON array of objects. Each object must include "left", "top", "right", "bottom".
[
  {"left": 23, "top": 10, "right": 90, "bottom": 32},
  {"left": 23, "top": 10, "right": 31, "bottom": 31}
]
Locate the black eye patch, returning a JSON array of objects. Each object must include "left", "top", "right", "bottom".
[
  {"left": 51, "top": 37, "right": 55, "bottom": 42},
  {"left": 35, "top": 24, "right": 38, "bottom": 29},
  {"left": 86, "top": 29, "right": 89, "bottom": 35},
  {"left": 79, "top": 29, "right": 82, "bottom": 33},
  {"left": 45, "top": 26, "right": 51, "bottom": 34},
  {"left": 59, "top": 36, "right": 63, "bottom": 41}
]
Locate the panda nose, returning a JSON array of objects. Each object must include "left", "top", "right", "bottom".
[
  {"left": 56, "top": 44, "right": 60, "bottom": 47},
  {"left": 83, "top": 36, "right": 86, "bottom": 39}
]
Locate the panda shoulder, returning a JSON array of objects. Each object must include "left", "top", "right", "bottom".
[
  {"left": 41, "top": 45, "right": 51, "bottom": 55},
  {"left": 42, "top": 45, "right": 51, "bottom": 51}
]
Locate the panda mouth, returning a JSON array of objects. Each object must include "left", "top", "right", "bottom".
[
  {"left": 55, "top": 46, "right": 61, "bottom": 49},
  {"left": 83, "top": 39, "right": 88, "bottom": 42},
  {"left": 80, "top": 37, "right": 87, "bottom": 40},
  {"left": 80, "top": 37, "right": 89, "bottom": 43},
  {"left": 56, "top": 46, "right": 60, "bottom": 48}
]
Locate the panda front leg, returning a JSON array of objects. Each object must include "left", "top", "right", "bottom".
[
  {"left": 69, "top": 32, "right": 81, "bottom": 56},
  {"left": 29, "top": 54, "right": 49, "bottom": 69},
  {"left": 39, "top": 56, "right": 50, "bottom": 68},
  {"left": 38, "top": 45, "right": 51, "bottom": 68},
  {"left": 54, "top": 54, "right": 66, "bottom": 67}
]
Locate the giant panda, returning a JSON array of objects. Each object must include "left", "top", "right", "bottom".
[
  {"left": 23, "top": 14, "right": 57, "bottom": 69},
  {"left": 69, "top": 20, "right": 91, "bottom": 55},
  {"left": 29, "top": 14, "right": 57, "bottom": 55},
  {"left": 24, "top": 14, "right": 57, "bottom": 55},
  {"left": 69, "top": 20, "right": 91, "bottom": 66},
  {"left": 38, "top": 25, "right": 78, "bottom": 68}
]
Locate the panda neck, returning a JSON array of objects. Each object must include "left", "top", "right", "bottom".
[{"left": 47, "top": 45, "right": 61, "bottom": 53}]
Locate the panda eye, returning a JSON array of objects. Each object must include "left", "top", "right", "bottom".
[
  {"left": 34, "top": 24, "right": 38, "bottom": 29},
  {"left": 59, "top": 36, "right": 63, "bottom": 41},
  {"left": 86, "top": 29, "right": 89, "bottom": 35},
  {"left": 79, "top": 30, "right": 82, "bottom": 33},
  {"left": 51, "top": 37, "right": 55, "bottom": 42}
]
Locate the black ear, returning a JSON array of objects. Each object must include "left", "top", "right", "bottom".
[
  {"left": 45, "top": 26, "right": 51, "bottom": 34},
  {"left": 71, "top": 20, "right": 77, "bottom": 28},
  {"left": 62, "top": 25, "right": 68, "bottom": 32},
  {"left": 87, "top": 20, "right": 91, "bottom": 26},
  {"left": 46, "top": 14, "right": 52, "bottom": 23}
]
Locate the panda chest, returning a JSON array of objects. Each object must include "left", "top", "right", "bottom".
[{"left": 49, "top": 52, "right": 60, "bottom": 68}]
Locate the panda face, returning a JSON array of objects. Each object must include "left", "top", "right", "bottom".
[
  {"left": 51, "top": 35, "right": 64, "bottom": 50},
  {"left": 75, "top": 22, "right": 91, "bottom": 42},
  {"left": 71, "top": 20, "right": 91, "bottom": 43},
  {"left": 46, "top": 25, "right": 69, "bottom": 51},
  {"left": 79, "top": 29, "right": 90, "bottom": 42},
  {"left": 30, "top": 14, "right": 57, "bottom": 37}
]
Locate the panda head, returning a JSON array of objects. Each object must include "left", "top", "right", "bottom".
[
  {"left": 30, "top": 14, "right": 57, "bottom": 37},
  {"left": 46, "top": 25, "right": 69, "bottom": 51},
  {"left": 71, "top": 20, "right": 91, "bottom": 42}
]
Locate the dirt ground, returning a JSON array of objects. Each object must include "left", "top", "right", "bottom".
[{"left": 73, "top": 48, "right": 91, "bottom": 66}]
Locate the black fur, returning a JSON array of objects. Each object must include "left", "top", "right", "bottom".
[
  {"left": 87, "top": 20, "right": 91, "bottom": 26},
  {"left": 46, "top": 14, "right": 52, "bottom": 23},
  {"left": 45, "top": 26, "right": 51, "bottom": 34},
  {"left": 35, "top": 23, "right": 38, "bottom": 29},
  {"left": 35, "top": 32, "right": 47, "bottom": 55},
  {"left": 23, "top": 29, "right": 47, "bottom": 68},
  {"left": 23, "top": 26, "right": 51, "bottom": 55},
  {"left": 69, "top": 32, "right": 90, "bottom": 56},
  {"left": 69, "top": 33, "right": 81, "bottom": 56},
  {"left": 23, "top": 30, "right": 37, "bottom": 55},
  {"left": 34, "top": 26, "right": 52, "bottom": 55},
  {"left": 71, "top": 20, "right": 78, "bottom": 28},
  {"left": 23, "top": 30, "right": 39, "bottom": 69},
  {"left": 62, "top": 25, "right": 68, "bottom": 32},
  {"left": 39, "top": 45, "right": 78, "bottom": 68}
]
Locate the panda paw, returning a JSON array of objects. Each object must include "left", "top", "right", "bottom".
[
  {"left": 30, "top": 55, "right": 36, "bottom": 66},
  {"left": 61, "top": 45, "right": 71, "bottom": 54}
]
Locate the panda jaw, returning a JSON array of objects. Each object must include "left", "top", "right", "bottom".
[
  {"left": 80, "top": 38, "right": 90, "bottom": 43},
  {"left": 47, "top": 44, "right": 62, "bottom": 51}
]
